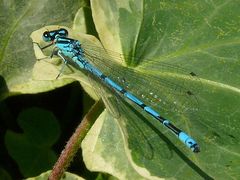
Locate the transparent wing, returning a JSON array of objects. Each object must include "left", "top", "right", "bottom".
[
  {"left": 89, "top": 75, "right": 172, "bottom": 160},
  {"left": 87, "top": 72, "right": 121, "bottom": 119},
  {"left": 82, "top": 43, "right": 200, "bottom": 117}
]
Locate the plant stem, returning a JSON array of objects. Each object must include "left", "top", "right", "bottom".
[{"left": 49, "top": 100, "right": 104, "bottom": 180}]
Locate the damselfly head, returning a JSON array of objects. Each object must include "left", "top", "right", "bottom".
[{"left": 42, "top": 28, "right": 68, "bottom": 42}]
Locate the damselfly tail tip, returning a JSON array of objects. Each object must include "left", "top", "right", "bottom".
[{"left": 192, "top": 144, "right": 200, "bottom": 153}]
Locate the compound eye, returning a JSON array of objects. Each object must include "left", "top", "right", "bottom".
[
  {"left": 42, "top": 31, "right": 51, "bottom": 42},
  {"left": 58, "top": 28, "right": 68, "bottom": 37}
]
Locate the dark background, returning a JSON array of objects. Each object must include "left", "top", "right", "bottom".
[{"left": 0, "top": 82, "right": 100, "bottom": 179}]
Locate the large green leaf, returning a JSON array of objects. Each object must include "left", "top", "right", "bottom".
[
  {"left": 80, "top": 0, "right": 240, "bottom": 179},
  {"left": 1, "top": 0, "right": 240, "bottom": 179},
  {"left": 0, "top": 0, "right": 82, "bottom": 100}
]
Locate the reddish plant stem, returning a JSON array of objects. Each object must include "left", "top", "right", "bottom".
[{"left": 49, "top": 100, "right": 104, "bottom": 180}]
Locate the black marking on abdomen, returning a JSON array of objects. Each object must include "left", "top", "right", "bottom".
[
  {"left": 139, "top": 103, "right": 146, "bottom": 109},
  {"left": 100, "top": 74, "right": 107, "bottom": 80},
  {"left": 120, "top": 88, "right": 127, "bottom": 94}
]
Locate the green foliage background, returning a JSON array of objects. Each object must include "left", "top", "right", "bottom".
[{"left": 0, "top": 0, "right": 240, "bottom": 179}]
